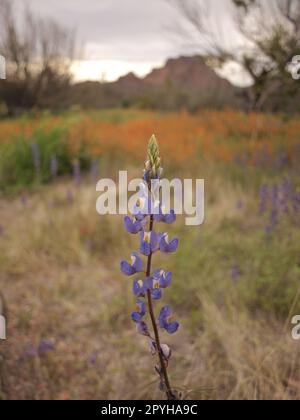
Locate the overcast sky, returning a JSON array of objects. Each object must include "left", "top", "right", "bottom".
[{"left": 15, "top": 0, "right": 248, "bottom": 84}]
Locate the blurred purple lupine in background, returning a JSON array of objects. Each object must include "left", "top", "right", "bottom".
[
  {"left": 235, "top": 151, "right": 250, "bottom": 167},
  {"left": 234, "top": 143, "right": 300, "bottom": 171},
  {"left": 259, "top": 179, "right": 300, "bottom": 237},
  {"left": 21, "top": 345, "right": 37, "bottom": 360},
  {"left": 90, "top": 160, "right": 99, "bottom": 183},
  {"left": 31, "top": 142, "right": 40, "bottom": 176},
  {"left": 20, "top": 194, "right": 28, "bottom": 206},
  {"left": 50, "top": 155, "right": 58, "bottom": 178},
  {"left": 38, "top": 340, "right": 55, "bottom": 354},
  {"left": 236, "top": 200, "right": 243, "bottom": 210},
  {"left": 72, "top": 159, "right": 81, "bottom": 186},
  {"left": 84, "top": 239, "right": 93, "bottom": 254},
  {"left": 293, "top": 191, "right": 300, "bottom": 212},
  {"left": 259, "top": 185, "right": 269, "bottom": 215},
  {"left": 21, "top": 340, "right": 54, "bottom": 361},
  {"left": 89, "top": 351, "right": 98, "bottom": 365},
  {"left": 278, "top": 180, "right": 291, "bottom": 214},
  {"left": 66, "top": 189, "right": 74, "bottom": 204},
  {"left": 254, "top": 146, "right": 269, "bottom": 167},
  {"left": 293, "top": 144, "right": 300, "bottom": 162},
  {"left": 231, "top": 265, "right": 242, "bottom": 283},
  {"left": 275, "top": 151, "right": 290, "bottom": 170}
]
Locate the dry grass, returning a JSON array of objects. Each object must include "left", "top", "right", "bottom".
[{"left": 0, "top": 171, "right": 299, "bottom": 400}]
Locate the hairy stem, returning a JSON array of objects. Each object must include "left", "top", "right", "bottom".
[{"left": 146, "top": 214, "right": 176, "bottom": 400}]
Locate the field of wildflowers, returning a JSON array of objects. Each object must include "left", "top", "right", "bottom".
[
  {"left": 0, "top": 109, "right": 300, "bottom": 191},
  {"left": 0, "top": 109, "right": 300, "bottom": 400}
]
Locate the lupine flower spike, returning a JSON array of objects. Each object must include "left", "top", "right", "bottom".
[
  {"left": 120, "top": 135, "right": 180, "bottom": 400},
  {"left": 31, "top": 142, "right": 40, "bottom": 177}
]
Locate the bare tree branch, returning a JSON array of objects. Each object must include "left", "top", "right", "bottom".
[
  {"left": 166, "top": 0, "right": 300, "bottom": 110},
  {"left": 0, "top": 0, "right": 79, "bottom": 114}
]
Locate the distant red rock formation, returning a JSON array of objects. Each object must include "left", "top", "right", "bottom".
[{"left": 65, "top": 55, "right": 244, "bottom": 110}]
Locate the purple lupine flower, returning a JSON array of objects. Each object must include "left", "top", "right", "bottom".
[
  {"left": 150, "top": 278, "right": 163, "bottom": 300},
  {"left": 148, "top": 271, "right": 172, "bottom": 300},
  {"left": 21, "top": 340, "right": 55, "bottom": 360},
  {"left": 153, "top": 269, "right": 172, "bottom": 289},
  {"left": 140, "top": 230, "right": 159, "bottom": 256},
  {"left": 131, "top": 300, "right": 146, "bottom": 323},
  {"left": 31, "top": 142, "right": 40, "bottom": 175},
  {"left": 293, "top": 192, "right": 300, "bottom": 212},
  {"left": 124, "top": 216, "right": 145, "bottom": 234},
  {"left": 278, "top": 180, "right": 291, "bottom": 214},
  {"left": 264, "top": 184, "right": 280, "bottom": 232},
  {"left": 159, "top": 233, "right": 179, "bottom": 254},
  {"left": 133, "top": 180, "right": 162, "bottom": 219},
  {"left": 20, "top": 194, "right": 28, "bottom": 206},
  {"left": 21, "top": 345, "right": 37, "bottom": 360},
  {"left": 143, "top": 170, "right": 152, "bottom": 183},
  {"left": 90, "top": 160, "right": 99, "bottom": 183},
  {"left": 275, "top": 151, "right": 289, "bottom": 169},
  {"left": 236, "top": 200, "right": 243, "bottom": 210},
  {"left": 260, "top": 180, "right": 300, "bottom": 236},
  {"left": 120, "top": 135, "right": 179, "bottom": 400},
  {"left": 265, "top": 223, "right": 273, "bottom": 238},
  {"left": 264, "top": 208, "right": 278, "bottom": 238},
  {"left": 133, "top": 182, "right": 151, "bottom": 218},
  {"left": 158, "top": 306, "right": 179, "bottom": 334},
  {"left": 133, "top": 277, "right": 152, "bottom": 298},
  {"left": 50, "top": 155, "right": 58, "bottom": 178},
  {"left": 269, "top": 208, "right": 278, "bottom": 229},
  {"left": 38, "top": 339, "right": 55, "bottom": 354},
  {"left": 259, "top": 185, "right": 269, "bottom": 215},
  {"left": 121, "top": 252, "right": 143, "bottom": 276},
  {"left": 231, "top": 265, "right": 241, "bottom": 283},
  {"left": 89, "top": 351, "right": 98, "bottom": 364},
  {"left": 271, "top": 184, "right": 279, "bottom": 208},
  {"left": 154, "top": 206, "right": 176, "bottom": 224},
  {"left": 133, "top": 275, "right": 166, "bottom": 302}
]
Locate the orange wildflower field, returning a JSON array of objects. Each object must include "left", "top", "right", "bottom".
[{"left": 0, "top": 109, "right": 299, "bottom": 166}]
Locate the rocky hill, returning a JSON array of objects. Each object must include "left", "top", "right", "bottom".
[{"left": 66, "top": 56, "right": 244, "bottom": 110}]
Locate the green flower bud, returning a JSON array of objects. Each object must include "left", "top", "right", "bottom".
[{"left": 146, "top": 134, "right": 163, "bottom": 179}]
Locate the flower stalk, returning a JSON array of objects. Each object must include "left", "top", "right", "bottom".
[{"left": 121, "top": 135, "right": 179, "bottom": 400}]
